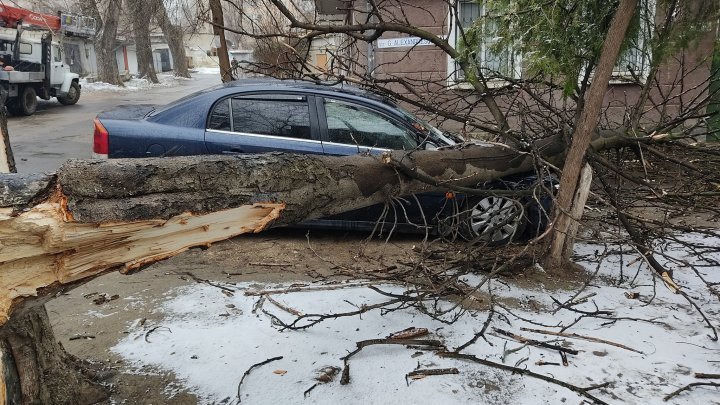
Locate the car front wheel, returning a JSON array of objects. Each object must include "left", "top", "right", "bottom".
[
  {"left": 464, "top": 196, "right": 525, "bottom": 245},
  {"left": 58, "top": 81, "right": 81, "bottom": 105}
]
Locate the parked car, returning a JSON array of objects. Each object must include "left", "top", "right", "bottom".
[{"left": 92, "top": 79, "right": 550, "bottom": 244}]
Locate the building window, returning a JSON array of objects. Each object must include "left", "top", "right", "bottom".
[
  {"left": 449, "top": 0, "right": 520, "bottom": 84},
  {"left": 611, "top": 0, "right": 653, "bottom": 82}
]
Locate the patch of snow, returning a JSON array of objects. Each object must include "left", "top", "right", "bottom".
[
  {"left": 191, "top": 67, "right": 221, "bottom": 75},
  {"left": 112, "top": 235, "right": 720, "bottom": 404},
  {"left": 80, "top": 71, "right": 214, "bottom": 94},
  {"left": 84, "top": 310, "right": 118, "bottom": 319}
]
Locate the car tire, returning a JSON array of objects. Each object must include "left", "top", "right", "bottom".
[
  {"left": 462, "top": 196, "right": 526, "bottom": 245},
  {"left": 17, "top": 86, "right": 38, "bottom": 116},
  {"left": 58, "top": 81, "right": 80, "bottom": 105}
]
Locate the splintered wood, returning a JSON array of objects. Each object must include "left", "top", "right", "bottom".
[{"left": 0, "top": 200, "right": 284, "bottom": 326}]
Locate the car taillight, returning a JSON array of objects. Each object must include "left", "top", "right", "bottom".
[{"left": 93, "top": 118, "right": 109, "bottom": 158}]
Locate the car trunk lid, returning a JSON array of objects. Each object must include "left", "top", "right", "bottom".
[{"left": 97, "top": 104, "right": 159, "bottom": 120}]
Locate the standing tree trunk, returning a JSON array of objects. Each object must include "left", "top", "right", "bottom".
[
  {"left": 130, "top": 0, "right": 160, "bottom": 83},
  {"left": 547, "top": 0, "right": 638, "bottom": 267},
  {"left": 97, "top": 0, "right": 123, "bottom": 85},
  {"left": 155, "top": 0, "right": 190, "bottom": 78},
  {"left": 209, "top": 0, "right": 233, "bottom": 82}
]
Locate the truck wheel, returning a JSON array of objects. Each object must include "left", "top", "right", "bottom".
[
  {"left": 58, "top": 81, "right": 81, "bottom": 105},
  {"left": 17, "top": 86, "right": 38, "bottom": 116}
]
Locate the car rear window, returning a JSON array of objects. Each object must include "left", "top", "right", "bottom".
[{"left": 230, "top": 95, "right": 311, "bottom": 139}]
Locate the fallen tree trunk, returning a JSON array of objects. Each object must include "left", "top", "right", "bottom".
[{"left": 0, "top": 141, "right": 564, "bottom": 326}]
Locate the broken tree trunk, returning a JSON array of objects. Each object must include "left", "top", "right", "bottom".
[
  {"left": 548, "top": 163, "right": 593, "bottom": 262},
  {"left": 548, "top": 0, "right": 638, "bottom": 267},
  {"left": 0, "top": 98, "right": 108, "bottom": 405}
]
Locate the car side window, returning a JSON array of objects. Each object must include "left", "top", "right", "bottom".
[
  {"left": 324, "top": 100, "right": 418, "bottom": 150},
  {"left": 231, "top": 95, "right": 311, "bottom": 139},
  {"left": 208, "top": 98, "right": 231, "bottom": 131}
]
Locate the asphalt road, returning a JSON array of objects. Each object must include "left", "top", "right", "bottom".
[{"left": 8, "top": 73, "right": 221, "bottom": 174}]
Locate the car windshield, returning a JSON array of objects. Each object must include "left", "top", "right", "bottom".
[{"left": 389, "top": 103, "right": 461, "bottom": 147}]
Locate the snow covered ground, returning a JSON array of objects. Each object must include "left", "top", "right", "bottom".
[
  {"left": 80, "top": 68, "right": 220, "bottom": 94},
  {"left": 111, "top": 235, "right": 720, "bottom": 404}
]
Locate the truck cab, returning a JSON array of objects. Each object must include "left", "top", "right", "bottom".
[{"left": 0, "top": 26, "right": 80, "bottom": 116}]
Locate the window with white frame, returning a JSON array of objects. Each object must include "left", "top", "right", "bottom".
[
  {"left": 449, "top": 0, "right": 521, "bottom": 83},
  {"left": 611, "top": 0, "right": 654, "bottom": 81}
]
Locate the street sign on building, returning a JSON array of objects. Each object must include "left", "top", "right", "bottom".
[{"left": 377, "top": 37, "right": 433, "bottom": 49}]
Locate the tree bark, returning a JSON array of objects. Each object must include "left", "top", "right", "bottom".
[
  {"left": 130, "top": 0, "right": 160, "bottom": 83},
  {"left": 0, "top": 307, "right": 108, "bottom": 404},
  {"left": 548, "top": 163, "right": 592, "bottom": 261},
  {"left": 209, "top": 0, "right": 233, "bottom": 82},
  {"left": 547, "top": 0, "right": 638, "bottom": 267},
  {"left": 154, "top": 0, "right": 190, "bottom": 78},
  {"left": 97, "top": 0, "right": 123, "bottom": 85}
]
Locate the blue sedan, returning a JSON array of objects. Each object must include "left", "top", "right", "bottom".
[{"left": 93, "top": 79, "right": 548, "bottom": 244}]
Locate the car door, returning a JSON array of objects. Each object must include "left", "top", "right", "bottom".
[
  {"left": 315, "top": 96, "right": 448, "bottom": 228},
  {"left": 318, "top": 97, "right": 420, "bottom": 156},
  {"left": 204, "top": 93, "right": 324, "bottom": 155}
]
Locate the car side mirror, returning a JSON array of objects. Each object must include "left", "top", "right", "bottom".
[{"left": 424, "top": 141, "right": 439, "bottom": 150}]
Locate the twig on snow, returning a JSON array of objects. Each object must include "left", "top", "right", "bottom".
[
  {"left": 339, "top": 338, "right": 446, "bottom": 385},
  {"left": 663, "top": 382, "right": 720, "bottom": 401},
  {"left": 405, "top": 368, "right": 459, "bottom": 385},
  {"left": 341, "top": 339, "right": 446, "bottom": 361},
  {"left": 454, "top": 305, "right": 495, "bottom": 352},
  {"left": 265, "top": 295, "right": 304, "bottom": 316},
  {"left": 237, "top": 356, "right": 284, "bottom": 402},
  {"left": 520, "top": 327, "right": 644, "bottom": 354},
  {"left": 388, "top": 327, "right": 429, "bottom": 340},
  {"left": 181, "top": 271, "right": 236, "bottom": 294},
  {"left": 493, "top": 328, "right": 579, "bottom": 355},
  {"left": 144, "top": 326, "right": 171, "bottom": 343}
]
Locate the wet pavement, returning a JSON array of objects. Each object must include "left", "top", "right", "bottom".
[{"left": 8, "top": 72, "right": 220, "bottom": 174}]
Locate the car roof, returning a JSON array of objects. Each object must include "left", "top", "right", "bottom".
[{"left": 210, "top": 78, "right": 390, "bottom": 103}]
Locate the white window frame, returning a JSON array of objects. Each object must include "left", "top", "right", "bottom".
[{"left": 446, "top": 0, "right": 522, "bottom": 89}]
